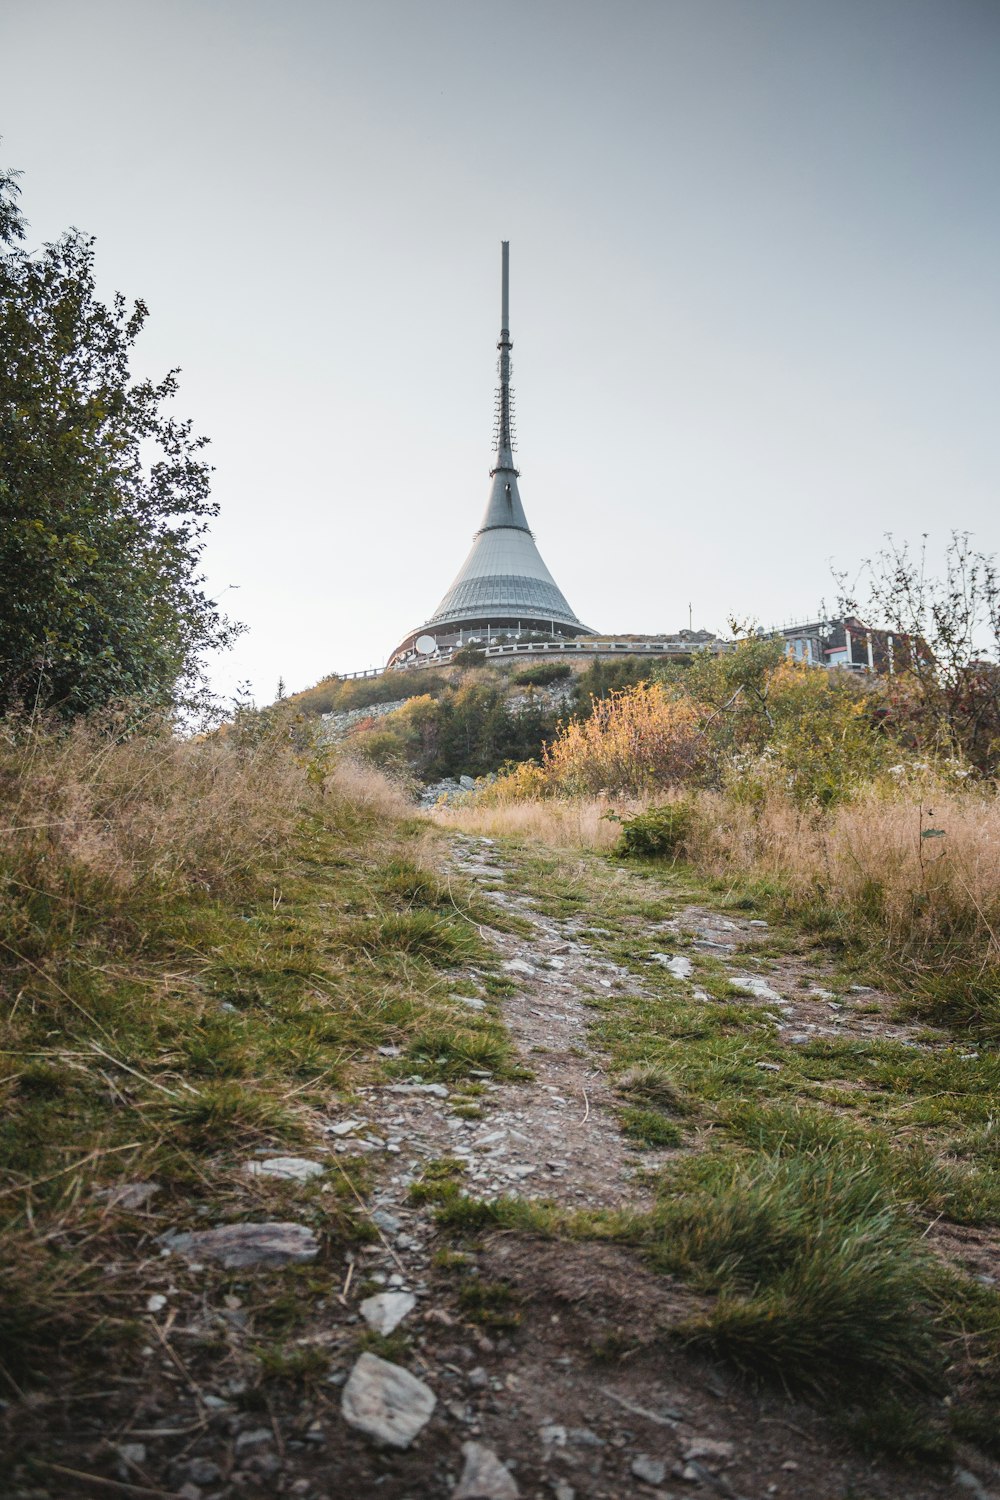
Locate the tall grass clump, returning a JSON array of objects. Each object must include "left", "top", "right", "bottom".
[
  {"left": 674, "top": 782, "right": 1000, "bottom": 1041},
  {"left": 641, "top": 1151, "right": 943, "bottom": 1396}
]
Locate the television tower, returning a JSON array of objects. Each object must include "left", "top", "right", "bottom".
[{"left": 388, "top": 242, "right": 593, "bottom": 665}]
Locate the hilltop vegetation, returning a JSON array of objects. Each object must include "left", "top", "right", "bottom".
[{"left": 288, "top": 655, "right": 676, "bottom": 785}]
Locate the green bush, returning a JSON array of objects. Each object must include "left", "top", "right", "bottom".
[{"left": 617, "top": 800, "right": 696, "bottom": 858}]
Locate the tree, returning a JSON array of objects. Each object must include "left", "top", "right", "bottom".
[
  {"left": 0, "top": 158, "right": 25, "bottom": 245},
  {"left": 0, "top": 162, "right": 240, "bottom": 717},
  {"left": 838, "top": 533, "right": 1000, "bottom": 774}
]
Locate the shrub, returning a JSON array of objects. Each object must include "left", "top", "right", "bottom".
[
  {"left": 543, "top": 683, "right": 707, "bottom": 796},
  {"left": 617, "top": 800, "right": 697, "bottom": 858}
]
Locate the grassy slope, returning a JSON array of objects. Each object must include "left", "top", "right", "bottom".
[
  {"left": 3, "top": 716, "right": 998, "bottom": 1480},
  {"left": 0, "top": 736, "right": 519, "bottom": 1422}
]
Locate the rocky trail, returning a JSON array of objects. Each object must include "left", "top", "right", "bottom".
[{"left": 8, "top": 834, "right": 997, "bottom": 1500}]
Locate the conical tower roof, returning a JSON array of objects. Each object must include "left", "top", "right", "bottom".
[{"left": 390, "top": 243, "right": 593, "bottom": 663}]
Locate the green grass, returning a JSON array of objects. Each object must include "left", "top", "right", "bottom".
[
  {"left": 641, "top": 1152, "right": 943, "bottom": 1396},
  {"left": 404, "top": 1021, "right": 518, "bottom": 1080},
  {"left": 458, "top": 1278, "right": 521, "bottom": 1329}
]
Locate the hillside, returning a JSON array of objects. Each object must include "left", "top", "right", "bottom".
[
  {"left": 285, "top": 654, "right": 659, "bottom": 788},
  {"left": 1, "top": 700, "right": 999, "bottom": 1498}
]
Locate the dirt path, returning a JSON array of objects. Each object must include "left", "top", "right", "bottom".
[
  {"left": 308, "top": 835, "right": 991, "bottom": 1500},
  {"left": 11, "top": 833, "right": 996, "bottom": 1500}
]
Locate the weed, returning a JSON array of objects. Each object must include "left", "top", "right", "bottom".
[
  {"left": 840, "top": 1399, "right": 953, "bottom": 1466},
  {"left": 617, "top": 801, "right": 697, "bottom": 859},
  {"left": 409, "top": 1158, "right": 468, "bottom": 1205},
  {"left": 163, "top": 1083, "right": 300, "bottom": 1150},
  {"left": 255, "top": 1343, "right": 330, "bottom": 1382},
  {"left": 619, "top": 1107, "right": 683, "bottom": 1148},
  {"left": 432, "top": 1248, "right": 475, "bottom": 1270},
  {"left": 458, "top": 1279, "right": 521, "bottom": 1329},
  {"left": 405, "top": 1022, "right": 514, "bottom": 1080},
  {"left": 356, "top": 1328, "right": 411, "bottom": 1361}
]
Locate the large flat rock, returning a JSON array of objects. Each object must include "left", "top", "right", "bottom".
[{"left": 163, "top": 1221, "right": 319, "bottom": 1268}]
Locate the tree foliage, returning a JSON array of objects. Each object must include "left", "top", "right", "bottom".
[
  {"left": 347, "top": 678, "right": 563, "bottom": 781},
  {"left": 0, "top": 163, "right": 239, "bottom": 717},
  {"left": 839, "top": 533, "right": 1000, "bottom": 774}
]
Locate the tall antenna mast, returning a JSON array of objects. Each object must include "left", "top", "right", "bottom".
[
  {"left": 492, "top": 240, "right": 517, "bottom": 472},
  {"left": 386, "top": 240, "right": 596, "bottom": 667}
]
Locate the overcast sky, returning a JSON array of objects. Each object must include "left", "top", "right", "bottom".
[{"left": 4, "top": 0, "right": 999, "bottom": 701}]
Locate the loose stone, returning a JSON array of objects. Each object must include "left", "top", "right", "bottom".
[
  {"left": 360, "top": 1290, "right": 416, "bottom": 1335},
  {"left": 386, "top": 1081, "right": 450, "bottom": 1098},
  {"left": 631, "top": 1454, "right": 667, "bottom": 1485},
  {"left": 730, "top": 974, "right": 783, "bottom": 1003},
  {"left": 453, "top": 1440, "right": 520, "bottom": 1499},
  {"left": 503, "top": 958, "right": 535, "bottom": 976},
  {"left": 371, "top": 1209, "right": 401, "bottom": 1233},
  {"left": 243, "top": 1156, "right": 324, "bottom": 1182},
  {"left": 99, "top": 1181, "right": 160, "bottom": 1210},
  {"left": 340, "top": 1352, "right": 436, "bottom": 1448},
  {"left": 650, "top": 952, "right": 693, "bottom": 980},
  {"left": 234, "top": 1428, "right": 272, "bottom": 1451},
  {"left": 683, "top": 1437, "right": 734, "bottom": 1464}
]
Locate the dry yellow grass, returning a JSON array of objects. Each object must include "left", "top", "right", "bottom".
[
  {"left": 0, "top": 710, "right": 309, "bottom": 897},
  {"left": 0, "top": 714, "right": 414, "bottom": 907},
  {"left": 434, "top": 794, "right": 648, "bottom": 850},
  {"left": 328, "top": 753, "right": 415, "bottom": 822},
  {"left": 439, "top": 782, "right": 1000, "bottom": 975},
  {"left": 689, "top": 786, "right": 1000, "bottom": 967}
]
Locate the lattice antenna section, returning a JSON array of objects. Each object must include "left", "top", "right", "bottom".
[
  {"left": 492, "top": 357, "right": 517, "bottom": 454},
  {"left": 491, "top": 241, "right": 519, "bottom": 470}
]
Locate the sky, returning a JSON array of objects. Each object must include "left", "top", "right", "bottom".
[{"left": 3, "top": 0, "right": 999, "bottom": 702}]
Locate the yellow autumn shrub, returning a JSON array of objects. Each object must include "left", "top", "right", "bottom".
[{"left": 540, "top": 682, "right": 707, "bottom": 796}]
